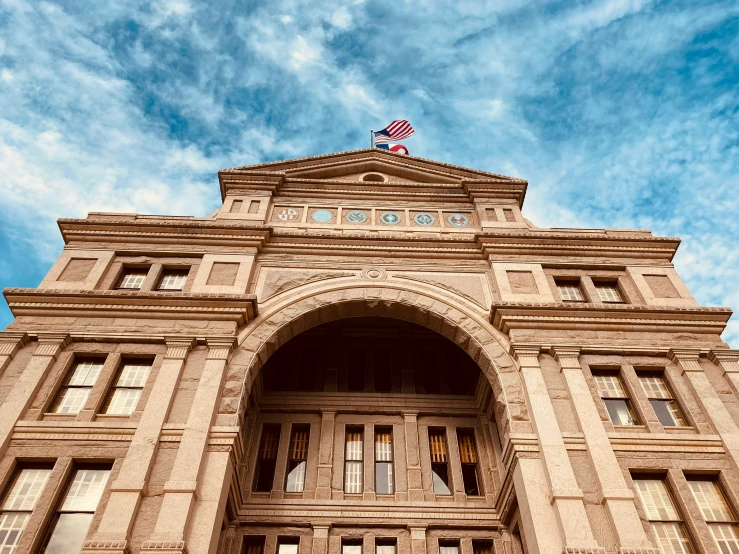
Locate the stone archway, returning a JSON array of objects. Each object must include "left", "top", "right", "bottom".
[{"left": 221, "top": 285, "right": 529, "bottom": 442}]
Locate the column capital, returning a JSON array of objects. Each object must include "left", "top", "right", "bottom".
[
  {"left": 402, "top": 411, "right": 418, "bottom": 422},
  {"left": 408, "top": 526, "right": 428, "bottom": 538},
  {"left": 164, "top": 337, "right": 196, "bottom": 359},
  {"left": 709, "top": 350, "right": 739, "bottom": 371},
  {"left": 206, "top": 337, "right": 236, "bottom": 360},
  {"left": 510, "top": 345, "right": 542, "bottom": 369},
  {"left": 311, "top": 524, "right": 331, "bottom": 538},
  {"left": 0, "top": 332, "right": 29, "bottom": 357},
  {"left": 34, "top": 334, "right": 71, "bottom": 358},
  {"left": 550, "top": 346, "right": 582, "bottom": 370},
  {"left": 668, "top": 349, "right": 703, "bottom": 372}
]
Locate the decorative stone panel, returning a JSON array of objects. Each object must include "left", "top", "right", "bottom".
[
  {"left": 492, "top": 263, "right": 556, "bottom": 303},
  {"left": 627, "top": 266, "right": 697, "bottom": 307},
  {"left": 39, "top": 249, "right": 114, "bottom": 290},
  {"left": 190, "top": 253, "right": 255, "bottom": 295}
]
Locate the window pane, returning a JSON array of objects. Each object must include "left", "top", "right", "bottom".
[
  {"left": 604, "top": 399, "right": 638, "bottom": 425},
  {"left": 432, "top": 463, "right": 451, "bottom": 495},
  {"left": 458, "top": 433, "right": 477, "bottom": 463},
  {"left": 346, "top": 431, "right": 363, "bottom": 461},
  {"left": 377, "top": 544, "right": 396, "bottom": 554},
  {"left": 688, "top": 480, "right": 735, "bottom": 522},
  {"left": 429, "top": 431, "right": 448, "bottom": 462},
  {"left": 102, "top": 388, "right": 142, "bottom": 415},
  {"left": 42, "top": 513, "right": 94, "bottom": 554},
  {"left": 462, "top": 465, "right": 480, "bottom": 496},
  {"left": 60, "top": 469, "right": 109, "bottom": 512},
  {"left": 118, "top": 271, "right": 147, "bottom": 289},
  {"left": 557, "top": 283, "right": 584, "bottom": 301},
  {"left": 473, "top": 543, "right": 493, "bottom": 554},
  {"left": 634, "top": 479, "right": 681, "bottom": 521},
  {"left": 158, "top": 272, "right": 188, "bottom": 291},
  {"left": 652, "top": 400, "right": 687, "bottom": 427},
  {"left": 258, "top": 426, "right": 280, "bottom": 460},
  {"left": 115, "top": 363, "right": 151, "bottom": 388},
  {"left": 640, "top": 375, "right": 673, "bottom": 399},
  {"left": 51, "top": 388, "right": 90, "bottom": 414},
  {"left": 596, "top": 284, "right": 622, "bottom": 302},
  {"left": 440, "top": 545, "right": 460, "bottom": 554},
  {"left": 278, "top": 544, "right": 299, "bottom": 554},
  {"left": 1, "top": 468, "right": 52, "bottom": 510},
  {"left": 289, "top": 428, "right": 309, "bottom": 461},
  {"left": 376, "top": 462, "right": 393, "bottom": 495},
  {"left": 0, "top": 512, "right": 30, "bottom": 552},
  {"left": 651, "top": 522, "right": 694, "bottom": 554},
  {"left": 345, "top": 461, "right": 363, "bottom": 493},
  {"left": 594, "top": 374, "right": 628, "bottom": 398},
  {"left": 343, "top": 544, "right": 362, "bottom": 554},
  {"left": 254, "top": 460, "right": 276, "bottom": 492},
  {"left": 375, "top": 430, "right": 393, "bottom": 462},
  {"left": 66, "top": 362, "right": 103, "bottom": 387},
  {"left": 709, "top": 523, "right": 739, "bottom": 554},
  {"left": 285, "top": 461, "right": 307, "bottom": 493}
]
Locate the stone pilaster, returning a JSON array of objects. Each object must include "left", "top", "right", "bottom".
[
  {"left": 142, "top": 338, "right": 235, "bottom": 554},
  {"left": 315, "top": 410, "right": 336, "bottom": 499},
  {"left": 0, "top": 332, "right": 28, "bottom": 376},
  {"left": 670, "top": 349, "right": 739, "bottom": 474},
  {"left": 83, "top": 337, "right": 196, "bottom": 554},
  {"left": 311, "top": 524, "right": 330, "bottom": 554},
  {"left": 409, "top": 526, "right": 427, "bottom": 554},
  {"left": 511, "top": 346, "right": 603, "bottom": 554},
  {"left": 709, "top": 350, "right": 739, "bottom": 398},
  {"left": 403, "top": 412, "right": 424, "bottom": 501},
  {"left": 551, "top": 347, "right": 659, "bottom": 554},
  {"left": 0, "top": 334, "right": 69, "bottom": 458}
]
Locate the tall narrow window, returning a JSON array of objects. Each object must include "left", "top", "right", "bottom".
[
  {"left": 101, "top": 360, "right": 152, "bottom": 415},
  {"left": 50, "top": 360, "right": 104, "bottom": 414},
  {"left": 556, "top": 280, "right": 585, "bottom": 302},
  {"left": 473, "top": 542, "right": 493, "bottom": 554},
  {"left": 458, "top": 429, "right": 481, "bottom": 496},
  {"left": 633, "top": 476, "right": 694, "bottom": 554},
  {"left": 376, "top": 539, "right": 397, "bottom": 554},
  {"left": 439, "top": 541, "right": 460, "bottom": 554},
  {"left": 41, "top": 466, "right": 110, "bottom": 554},
  {"left": 375, "top": 428, "right": 393, "bottom": 495},
  {"left": 0, "top": 466, "right": 52, "bottom": 553},
  {"left": 429, "top": 429, "right": 451, "bottom": 495},
  {"left": 116, "top": 268, "right": 148, "bottom": 290},
  {"left": 253, "top": 425, "right": 280, "bottom": 492},
  {"left": 593, "top": 373, "right": 639, "bottom": 426},
  {"left": 344, "top": 427, "right": 363, "bottom": 493},
  {"left": 639, "top": 374, "right": 688, "bottom": 427},
  {"left": 277, "top": 537, "right": 300, "bottom": 554},
  {"left": 156, "top": 269, "right": 189, "bottom": 291},
  {"left": 241, "top": 536, "right": 265, "bottom": 554},
  {"left": 595, "top": 282, "right": 624, "bottom": 303},
  {"left": 687, "top": 477, "right": 739, "bottom": 554},
  {"left": 285, "top": 425, "right": 309, "bottom": 493},
  {"left": 343, "top": 539, "right": 362, "bottom": 554}
]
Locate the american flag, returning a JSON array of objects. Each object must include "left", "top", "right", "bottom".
[{"left": 374, "top": 120, "right": 414, "bottom": 144}]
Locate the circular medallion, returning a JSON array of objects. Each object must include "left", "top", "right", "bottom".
[
  {"left": 414, "top": 213, "right": 435, "bottom": 226},
  {"left": 345, "top": 210, "right": 367, "bottom": 224},
  {"left": 448, "top": 214, "right": 470, "bottom": 227},
  {"left": 311, "top": 209, "right": 333, "bottom": 223},
  {"left": 277, "top": 208, "right": 299, "bottom": 221},
  {"left": 380, "top": 212, "right": 401, "bottom": 225}
]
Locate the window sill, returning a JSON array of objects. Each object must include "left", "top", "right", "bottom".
[
  {"left": 664, "top": 426, "right": 696, "bottom": 433},
  {"left": 612, "top": 424, "right": 647, "bottom": 431},
  {"left": 95, "top": 414, "right": 130, "bottom": 420}
]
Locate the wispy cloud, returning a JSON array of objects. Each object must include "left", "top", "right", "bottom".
[{"left": 0, "top": 0, "right": 737, "bottom": 345}]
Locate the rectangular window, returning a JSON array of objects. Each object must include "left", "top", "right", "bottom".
[
  {"left": 687, "top": 477, "right": 739, "bottom": 554},
  {"left": 116, "top": 268, "right": 148, "bottom": 290},
  {"left": 429, "top": 429, "right": 451, "bottom": 495},
  {"left": 241, "top": 536, "right": 265, "bottom": 554},
  {"left": 156, "top": 269, "right": 189, "bottom": 291},
  {"left": 439, "top": 541, "right": 460, "bottom": 554},
  {"left": 375, "top": 427, "right": 393, "bottom": 495},
  {"left": 458, "top": 429, "right": 481, "bottom": 496},
  {"left": 343, "top": 540, "right": 362, "bottom": 554},
  {"left": 253, "top": 425, "right": 280, "bottom": 492},
  {"left": 593, "top": 372, "right": 639, "bottom": 426},
  {"left": 277, "top": 538, "right": 300, "bottom": 554},
  {"left": 285, "top": 425, "right": 309, "bottom": 493},
  {"left": 101, "top": 360, "right": 153, "bottom": 415},
  {"left": 473, "top": 542, "right": 493, "bottom": 554},
  {"left": 0, "top": 466, "right": 52, "bottom": 553},
  {"left": 633, "top": 476, "right": 694, "bottom": 554},
  {"left": 556, "top": 280, "right": 585, "bottom": 302},
  {"left": 595, "top": 282, "right": 624, "bottom": 303},
  {"left": 638, "top": 373, "right": 688, "bottom": 427},
  {"left": 376, "top": 539, "right": 397, "bottom": 554},
  {"left": 344, "top": 427, "right": 363, "bottom": 493},
  {"left": 40, "top": 466, "right": 111, "bottom": 554},
  {"left": 50, "top": 360, "right": 104, "bottom": 414}
]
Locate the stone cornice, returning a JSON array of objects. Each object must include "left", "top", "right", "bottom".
[
  {"left": 490, "top": 302, "right": 732, "bottom": 335},
  {"left": 3, "top": 289, "right": 258, "bottom": 324}
]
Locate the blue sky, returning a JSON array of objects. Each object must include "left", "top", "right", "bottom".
[{"left": 0, "top": 0, "right": 738, "bottom": 345}]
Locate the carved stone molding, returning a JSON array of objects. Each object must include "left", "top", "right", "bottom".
[
  {"left": 206, "top": 338, "right": 237, "bottom": 360},
  {"left": 34, "top": 334, "right": 71, "bottom": 358},
  {"left": 393, "top": 272, "right": 488, "bottom": 308},
  {"left": 81, "top": 539, "right": 130, "bottom": 554},
  {"left": 709, "top": 350, "right": 739, "bottom": 373},
  {"left": 140, "top": 540, "right": 186, "bottom": 554},
  {"left": 510, "top": 345, "right": 542, "bottom": 370},
  {"left": 0, "top": 332, "right": 29, "bottom": 357},
  {"left": 668, "top": 349, "right": 703, "bottom": 372},
  {"left": 258, "top": 268, "right": 355, "bottom": 301},
  {"left": 618, "top": 548, "right": 661, "bottom": 554},
  {"left": 164, "top": 337, "right": 197, "bottom": 360},
  {"left": 564, "top": 547, "right": 607, "bottom": 554},
  {"left": 550, "top": 346, "right": 582, "bottom": 370}
]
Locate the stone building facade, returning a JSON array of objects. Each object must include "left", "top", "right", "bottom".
[{"left": 0, "top": 149, "right": 737, "bottom": 554}]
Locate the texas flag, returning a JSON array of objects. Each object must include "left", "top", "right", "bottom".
[{"left": 375, "top": 143, "right": 409, "bottom": 155}]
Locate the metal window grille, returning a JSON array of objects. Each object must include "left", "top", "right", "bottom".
[
  {"left": 634, "top": 477, "right": 694, "bottom": 554},
  {"left": 118, "top": 271, "right": 147, "bottom": 290},
  {"left": 51, "top": 361, "right": 104, "bottom": 414},
  {"left": 557, "top": 282, "right": 584, "bottom": 301},
  {"left": 429, "top": 431, "right": 448, "bottom": 463},
  {"left": 0, "top": 468, "right": 52, "bottom": 553},
  {"left": 102, "top": 362, "right": 152, "bottom": 416},
  {"left": 596, "top": 283, "right": 623, "bottom": 302},
  {"left": 688, "top": 479, "right": 739, "bottom": 554},
  {"left": 157, "top": 271, "right": 188, "bottom": 291}
]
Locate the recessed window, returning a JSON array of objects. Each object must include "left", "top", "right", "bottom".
[
  {"left": 277, "top": 537, "right": 300, "bottom": 554},
  {"left": 101, "top": 360, "right": 153, "bottom": 415},
  {"left": 555, "top": 280, "right": 585, "bottom": 302},
  {"left": 633, "top": 475, "right": 694, "bottom": 554},
  {"left": 458, "top": 429, "right": 481, "bottom": 496},
  {"left": 253, "top": 425, "right": 280, "bottom": 492},
  {"left": 116, "top": 268, "right": 148, "bottom": 290},
  {"left": 51, "top": 360, "right": 104, "bottom": 414},
  {"left": 376, "top": 539, "right": 396, "bottom": 554},
  {"left": 687, "top": 477, "right": 739, "bottom": 553},
  {"left": 0, "top": 466, "right": 53, "bottom": 552},
  {"left": 638, "top": 373, "right": 687, "bottom": 427},
  {"left": 40, "top": 466, "right": 111, "bottom": 554},
  {"left": 595, "top": 281, "right": 624, "bottom": 303},
  {"left": 342, "top": 539, "right": 363, "bottom": 554},
  {"left": 593, "top": 372, "right": 639, "bottom": 426},
  {"left": 344, "top": 427, "right": 364, "bottom": 494},
  {"left": 375, "top": 427, "right": 394, "bottom": 495},
  {"left": 473, "top": 541, "right": 493, "bottom": 554},
  {"left": 429, "top": 429, "right": 451, "bottom": 495},
  {"left": 285, "top": 425, "right": 310, "bottom": 493},
  {"left": 439, "top": 541, "right": 460, "bottom": 554},
  {"left": 156, "top": 269, "right": 189, "bottom": 291},
  {"left": 241, "top": 536, "right": 265, "bottom": 554}
]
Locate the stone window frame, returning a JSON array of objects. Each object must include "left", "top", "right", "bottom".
[
  {"left": 99, "top": 256, "right": 200, "bottom": 293},
  {"left": 30, "top": 347, "right": 164, "bottom": 424},
  {"left": 685, "top": 473, "right": 739, "bottom": 552},
  {"left": 114, "top": 264, "right": 152, "bottom": 291},
  {"left": 581, "top": 364, "right": 648, "bottom": 433},
  {"left": 543, "top": 268, "right": 640, "bottom": 306},
  {"left": 634, "top": 368, "right": 693, "bottom": 430}
]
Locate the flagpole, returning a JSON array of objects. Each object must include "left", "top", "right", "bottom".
[{"left": 370, "top": 129, "right": 374, "bottom": 148}]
